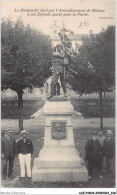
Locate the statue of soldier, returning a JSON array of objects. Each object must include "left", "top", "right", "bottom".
[
  {"left": 49, "top": 43, "right": 69, "bottom": 98},
  {"left": 48, "top": 25, "right": 74, "bottom": 99}
]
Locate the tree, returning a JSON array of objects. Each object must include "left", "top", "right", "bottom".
[
  {"left": 1, "top": 18, "right": 53, "bottom": 131},
  {"left": 68, "top": 26, "right": 115, "bottom": 129}
]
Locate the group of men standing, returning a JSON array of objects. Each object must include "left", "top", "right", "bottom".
[
  {"left": 1, "top": 128, "right": 115, "bottom": 185},
  {"left": 1, "top": 129, "right": 33, "bottom": 186},
  {"left": 85, "top": 129, "right": 115, "bottom": 179}
]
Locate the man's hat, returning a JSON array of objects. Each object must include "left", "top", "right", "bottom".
[
  {"left": 4, "top": 128, "right": 12, "bottom": 134},
  {"left": 105, "top": 130, "right": 113, "bottom": 135},
  {"left": 20, "top": 130, "right": 28, "bottom": 135},
  {"left": 92, "top": 130, "right": 97, "bottom": 135}
]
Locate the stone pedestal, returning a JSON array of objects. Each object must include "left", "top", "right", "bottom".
[{"left": 32, "top": 97, "right": 88, "bottom": 182}]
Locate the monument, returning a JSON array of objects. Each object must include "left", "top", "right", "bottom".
[
  {"left": 32, "top": 25, "right": 88, "bottom": 182},
  {"left": 32, "top": 96, "right": 88, "bottom": 182}
]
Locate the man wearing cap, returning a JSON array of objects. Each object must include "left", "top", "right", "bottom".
[
  {"left": 1, "top": 129, "right": 16, "bottom": 180},
  {"left": 97, "top": 129, "right": 106, "bottom": 175},
  {"left": 103, "top": 130, "right": 115, "bottom": 172},
  {"left": 16, "top": 130, "right": 34, "bottom": 185},
  {"left": 97, "top": 129, "right": 106, "bottom": 148},
  {"left": 85, "top": 130, "right": 102, "bottom": 179}
]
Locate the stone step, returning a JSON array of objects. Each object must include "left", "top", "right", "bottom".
[{"left": 32, "top": 158, "right": 88, "bottom": 182}]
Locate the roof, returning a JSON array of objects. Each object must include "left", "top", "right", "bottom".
[{"left": 52, "top": 33, "right": 91, "bottom": 42}]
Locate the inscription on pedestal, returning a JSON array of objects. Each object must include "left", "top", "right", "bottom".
[{"left": 52, "top": 122, "right": 66, "bottom": 140}]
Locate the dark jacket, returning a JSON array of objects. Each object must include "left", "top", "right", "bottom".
[
  {"left": 103, "top": 137, "right": 115, "bottom": 158},
  {"left": 85, "top": 138, "right": 102, "bottom": 161},
  {"left": 16, "top": 138, "right": 34, "bottom": 155},
  {"left": 1, "top": 136, "right": 16, "bottom": 158}
]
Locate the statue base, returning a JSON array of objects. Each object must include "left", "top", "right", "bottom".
[
  {"left": 32, "top": 148, "right": 88, "bottom": 182},
  {"left": 32, "top": 97, "right": 88, "bottom": 182}
]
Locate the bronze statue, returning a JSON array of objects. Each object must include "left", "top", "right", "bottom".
[
  {"left": 49, "top": 24, "right": 74, "bottom": 98},
  {"left": 49, "top": 26, "right": 73, "bottom": 98},
  {"left": 49, "top": 44, "right": 69, "bottom": 98}
]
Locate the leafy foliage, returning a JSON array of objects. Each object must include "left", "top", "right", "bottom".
[
  {"left": 68, "top": 26, "right": 115, "bottom": 95},
  {"left": 1, "top": 18, "right": 53, "bottom": 93}
]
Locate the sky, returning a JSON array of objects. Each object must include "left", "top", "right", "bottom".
[{"left": 1, "top": 1, "right": 115, "bottom": 36}]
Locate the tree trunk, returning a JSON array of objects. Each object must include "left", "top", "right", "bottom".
[
  {"left": 17, "top": 89, "right": 23, "bottom": 132},
  {"left": 99, "top": 91, "right": 103, "bottom": 130}
]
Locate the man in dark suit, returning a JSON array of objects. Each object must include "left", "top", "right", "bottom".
[
  {"left": 103, "top": 129, "right": 115, "bottom": 172},
  {"left": 1, "top": 129, "right": 16, "bottom": 180},
  {"left": 97, "top": 129, "right": 106, "bottom": 176},
  {"left": 85, "top": 130, "right": 102, "bottom": 179}
]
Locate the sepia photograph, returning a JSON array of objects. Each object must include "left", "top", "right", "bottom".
[{"left": 1, "top": 0, "right": 116, "bottom": 194}]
